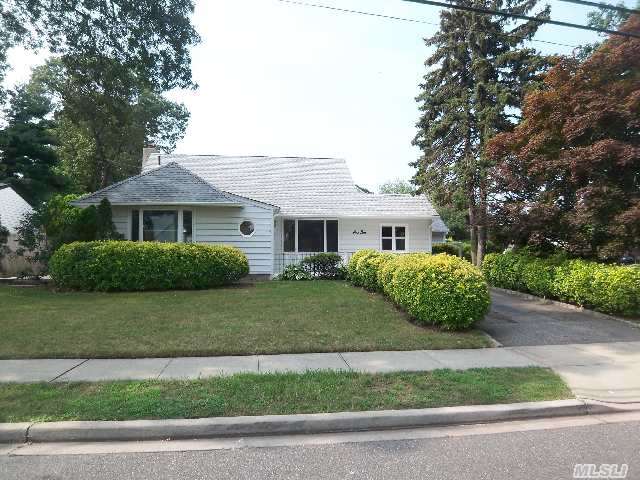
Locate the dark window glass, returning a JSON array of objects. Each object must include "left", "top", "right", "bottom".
[
  {"left": 143, "top": 210, "right": 177, "bottom": 242},
  {"left": 381, "top": 226, "right": 392, "bottom": 237},
  {"left": 131, "top": 210, "right": 139, "bottom": 241},
  {"left": 240, "top": 220, "right": 254, "bottom": 237},
  {"left": 298, "top": 220, "right": 324, "bottom": 252},
  {"left": 326, "top": 220, "right": 338, "bottom": 252},
  {"left": 382, "top": 238, "right": 393, "bottom": 250},
  {"left": 395, "top": 226, "right": 406, "bottom": 238},
  {"left": 395, "top": 239, "right": 406, "bottom": 251},
  {"left": 183, "top": 210, "right": 193, "bottom": 243},
  {"left": 284, "top": 220, "right": 295, "bottom": 252}
]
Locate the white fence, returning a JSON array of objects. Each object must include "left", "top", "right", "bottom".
[{"left": 274, "top": 251, "right": 355, "bottom": 275}]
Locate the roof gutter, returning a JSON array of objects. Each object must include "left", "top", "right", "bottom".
[{"left": 274, "top": 214, "right": 435, "bottom": 220}]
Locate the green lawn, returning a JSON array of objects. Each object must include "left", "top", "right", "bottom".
[
  {"left": 0, "top": 368, "right": 571, "bottom": 422},
  {"left": 0, "top": 281, "right": 490, "bottom": 359}
]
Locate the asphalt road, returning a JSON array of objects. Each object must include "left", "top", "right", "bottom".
[
  {"left": 479, "top": 290, "right": 640, "bottom": 346},
  {"left": 2, "top": 417, "right": 639, "bottom": 480}
]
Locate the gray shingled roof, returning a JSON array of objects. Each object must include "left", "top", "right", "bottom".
[
  {"left": 72, "top": 162, "right": 245, "bottom": 207},
  {"left": 432, "top": 216, "right": 449, "bottom": 233},
  {"left": 143, "top": 155, "right": 438, "bottom": 218}
]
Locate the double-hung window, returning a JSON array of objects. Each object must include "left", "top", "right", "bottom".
[
  {"left": 381, "top": 225, "right": 406, "bottom": 251},
  {"left": 283, "top": 219, "right": 338, "bottom": 252}
]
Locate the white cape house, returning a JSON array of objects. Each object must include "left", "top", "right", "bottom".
[{"left": 72, "top": 150, "right": 446, "bottom": 277}]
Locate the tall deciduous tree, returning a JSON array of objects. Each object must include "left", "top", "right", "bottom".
[
  {"left": 486, "top": 16, "right": 640, "bottom": 259},
  {"left": 0, "top": 0, "right": 200, "bottom": 96},
  {"left": 378, "top": 178, "right": 416, "bottom": 195},
  {"left": 412, "top": 0, "right": 549, "bottom": 266},
  {"left": 37, "top": 58, "right": 190, "bottom": 191},
  {"left": 1, "top": 0, "right": 198, "bottom": 192}
]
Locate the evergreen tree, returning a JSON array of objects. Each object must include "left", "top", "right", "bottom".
[
  {"left": 0, "top": 80, "right": 67, "bottom": 205},
  {"left": 412, "top": 0, "right": 549, "bottom": 265}
]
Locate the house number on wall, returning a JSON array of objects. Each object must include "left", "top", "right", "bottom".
[{"left": 352, "top": 229, "right": 367, "bottom": 235}]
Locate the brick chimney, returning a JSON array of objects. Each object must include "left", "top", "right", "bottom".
[{"left": 142, "top": 145, "right": 161, "bottom": 171}]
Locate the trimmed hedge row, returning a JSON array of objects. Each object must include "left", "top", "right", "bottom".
[
  {"left": 50, "top": 241, "right": 249, "bottom": 291},
  {"left": 482, "top": 252, "right": 640, "bottom": 317},
  {"left": 347, "top": 250, "right": 490, "bottom": 330}
]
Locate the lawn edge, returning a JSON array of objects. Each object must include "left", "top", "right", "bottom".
[{"left": 3, "top": 399, "right": 636, "bottom": 444}]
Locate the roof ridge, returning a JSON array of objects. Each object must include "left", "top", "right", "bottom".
[
  {"left": 73, "top": 162, "right": 182, "bottom": 203},
  {"left": 165, "top": 162, "right": 240, "bottom": 203},
  {"left": 160, "top": 154, "right": 347, "bottom": 161}
]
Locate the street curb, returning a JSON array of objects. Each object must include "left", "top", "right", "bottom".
[
  {"left": 2, "top": 399, "right": 636, "bottom": 444},
  {"left": 0, "top": 423, "right": 32, "bottom": 443},
  {"left": 491, "top": 287, "right": 640, "bottom": 328}
]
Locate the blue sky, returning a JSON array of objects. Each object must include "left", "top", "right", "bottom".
[{"left": 4, "top": 0, "right": 633, "bottom": 190}]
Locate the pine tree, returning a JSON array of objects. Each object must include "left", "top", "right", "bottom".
[
  {"left": 0, "top": 81, "right": 67, "bottom": 205},
  {"left": 412, "top": 0, "right": 549, "bottom": 265}
]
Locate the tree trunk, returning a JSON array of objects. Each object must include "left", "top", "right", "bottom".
[
  {"left": 476, "top": 179, "right": 488, "bottom": 267},
  {"left": 476, "top": 224, "right": 486, "bottom": 267},
  {"left": 468, "top": 201, "right": 478, "bottom": 266}
]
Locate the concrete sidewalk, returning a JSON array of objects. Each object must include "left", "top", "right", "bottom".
[{"left": 2, "top": 341, "right": 639, "bottom": 403}]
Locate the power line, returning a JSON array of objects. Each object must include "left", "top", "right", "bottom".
[
  {"left": 274, "top": 0, "right": 581, "bottom": 48},
  {"left": 556, "top": 0, "right": 640, "bottom": 15},
  {"left": 403, "top": 0, "right": 640, "bottom": 38}
]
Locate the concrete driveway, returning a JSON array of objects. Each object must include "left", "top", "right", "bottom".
[{"left": 479, "top": 289, "right": 640, "bottom": 347}]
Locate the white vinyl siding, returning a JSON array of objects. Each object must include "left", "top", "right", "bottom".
[
  {"left": 338, "top": 218, "right": 432, "bottom": 253},
  {"left": 112, "top": 204, "right": 275, "bottom": 275},
  {"left": 194, "top": 204, "right": 274, "bottom": 275}
]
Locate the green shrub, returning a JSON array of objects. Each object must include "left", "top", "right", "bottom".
[
  {"left": 387, "top": 254, "right": 490, "bottom": 330},
  {"left": 432, "top": 243, "right": 462, "bottom": 257},
  {"left": 482, "top": 252, "right": 527, "bottom": 291},
  {"left": 375, "top": 253, "right": 428, "bottom": 297},
  {"left": 346, "top": 249, "right": 378, "bottom": 286},
  {"left": 277, "top": 263, "right": 313, "bottom": 281},
  {"left": 50, "top": 241, "right": 249, "bottom": 291},
  {"left": 300, "top": 253, "right": 344, "bottom": 279},
  {"left": 357, "top": 252, "right": 395, "bottom": 291},
  {"left": 484, "top": 252, "right": 640, "bottom": 316},
  {"left": 552, "top": 259, "right": 599, "bottom": 307},
  {"left": 521, "top": 257, "right": 559, "bottom": 298},
  {"left": 589, "top": 265, "right": 640, "bottom": 316},
  {"left": 16, "top": 195, "right": 121, "bottom": 271},
  {"left": 348, "top": 250, "right": 489, "bottom": 330}
]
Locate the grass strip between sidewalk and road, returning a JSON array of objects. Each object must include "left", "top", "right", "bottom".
[{"left": 0, "top": 367, "right": 572, "bottom": 423}]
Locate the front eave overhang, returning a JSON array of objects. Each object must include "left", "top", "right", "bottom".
[
  {"left": 274, "top": 213, "right": 434, "bottom": 219},
  {"left": 71, "top": 201, "right": 244, "bottom": 208}
]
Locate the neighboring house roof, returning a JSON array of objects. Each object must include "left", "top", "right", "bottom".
[
  {"left": 142, "top": 155, "right": 438, "bottom": 218},
  {"left": 432, "top": 216, "right": 449, "bottom": 233},
  {"left": 71, "top": 162, "right": 268, "bottom": 208},
  {"left": 0, "top": 185, "right": 34, "bottom": 233}
]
